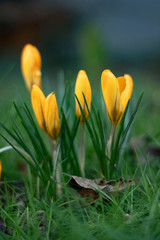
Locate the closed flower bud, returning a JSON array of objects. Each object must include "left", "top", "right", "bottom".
[
  {"left": 31, "top": 85, "right": 46, "bottom": 131},
  {"left": 21, "top": 44, "right": 42, "bottom": 91},
  {"left": 44, "top": 93, "right": 60, "bottom": 140},
  {"left": 101, "top": 70, "right": 133, "bottom": 123},
  {"left": 75, "top": 70, "right": 92, "bottom": 122},
  {"left": 31, "top": 85, "right": 60, "bottom": 140}
]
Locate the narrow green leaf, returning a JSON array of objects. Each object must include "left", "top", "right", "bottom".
[
  {"left": 60, "top": 107, "right": 81, "bottom": 175},
  {"left": 119, "top": 92, "right": 144, "bottom": 150}
]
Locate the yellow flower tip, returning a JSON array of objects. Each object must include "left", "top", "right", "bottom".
[
  {"left": 124, "top": 74, "right": 134, "bottom": 98},
  {"left": 31, "top": 84, "right": 46, "bottom": 131},
  {"left": 21, "top": 44, "right": 42, "bottom": 91},
  {"left": 101, "top": 70, "right": 122, "bottom": 123},
  {"left": 75, "top": 70, "right": 92, "bottom": 122},
  {"left": 119, "top": 74, "right": 134, "bottom": 111},
  {"left": 0, "top": 160, "right": 1, "bottom": 180},
  {"left": 101, "top": 70, "right": 133, "bottom": 124},
  {"left": 44, "top": 93, "right": 60, "bottom": 140}
]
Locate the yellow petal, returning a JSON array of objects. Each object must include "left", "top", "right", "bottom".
[
  {"left": 44, "top": 93, "right": 60, "bottom": 140},
  {"left": 101, "top": 70, "right": 123, "bottom": 122},
  {"left": 118, "top": 74, "right": 133, "bottom": 112},
  {"left": 75, "top": 70, "right": 92, "bottom": 122},
  {"left": 21, "top": 44, "right": 42, "bottom": 91},
  {"left": 117, "top": 77, "right": 126, "bottom": 95},
  {"left": 31, "top": 85, "right": 46, "bottom": 131}
]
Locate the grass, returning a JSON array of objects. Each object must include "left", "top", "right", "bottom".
[
  {"left": 0, "top": 68, "right": 160, "bottom": 240},
  {"left": 1, "top": 160, "right": 160, "bottom": 240}
]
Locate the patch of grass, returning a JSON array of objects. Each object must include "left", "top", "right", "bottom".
[
  {"left": 0, "top": 158, "right": 160, "bottom": 240},
  {"left": 0, "top": 69, "right": 160, "bottom": 239}
]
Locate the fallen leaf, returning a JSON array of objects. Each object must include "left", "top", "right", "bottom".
[{"left": 68, "top": 176, "right": 135, "bottom": 204}]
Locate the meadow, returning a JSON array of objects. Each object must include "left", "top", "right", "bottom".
[{"left": 0, "top": 45, "right": 160, "bottom": 240}]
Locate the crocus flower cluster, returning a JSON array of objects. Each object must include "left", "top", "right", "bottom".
[
  {"left": 21, "top": 44, "right": 60, "bottom": 140},
  {"left": 21, "top": 44, "right": 133, "bottom": 141}
]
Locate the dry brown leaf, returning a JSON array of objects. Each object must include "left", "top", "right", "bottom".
[{"left": 68, "top": 176, "right": 135, "bottom": 204}]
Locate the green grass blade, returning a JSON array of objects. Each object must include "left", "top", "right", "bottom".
[
  {"left": 60, "top": 107, "right": 81, "bottom": 175},
  {"left": 119, "top": 92, "right": 144, "bottom": 150}
]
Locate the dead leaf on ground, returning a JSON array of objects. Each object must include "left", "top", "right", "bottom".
[{"left": 68, "top": 176, "right": 135, "bottom": 204}]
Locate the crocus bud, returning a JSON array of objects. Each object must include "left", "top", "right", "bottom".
[
  {"left": 75, "top": 70, "right": 92, "bottom": 122},
  {"left": 21, "top": 44, "right": 42, "bottom": 91},
  {"left": 44, "top": 93, "right": 60, "bottom": 140},
  {"left": 31, "top": 85, "right": 60, "bottom": 140},
  {"left": 31, "top": 85, "right": 46, "bottom": 131},
  {"left": 101, "top": 70, "right": 133, "bottom": 123}
]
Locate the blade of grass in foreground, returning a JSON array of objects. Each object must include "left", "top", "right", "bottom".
[
  {"left": 13, "top": 102, "right": 52, "bottom": 176},
  {"left": 60, "top": 107, "right": 81, "bottom": 176},
  {"left": 119, "top": 92, "right": 144, "bottom": 150},
  {"left": 109, "top": 93, "right": 143, "bottom": 178},
  {"left": 23, "top": 103, "right": 50, "bottom": 157},
  {"left": 109, "top": 101, "right": 130, "bottom": 178},
  {"left": 0, "top": 121, "right": 48, "bottom": 184}
]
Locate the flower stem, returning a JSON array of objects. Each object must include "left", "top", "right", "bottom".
[
  {"left": 52, "top": 140, "right": 62, "bottom": 198},
  {"left": 56, "top": 161, "right": 62, "bottom": 198},
  {"left": 106, "top": 123, "right": 116, "bottom": 159},
  {"left": 106, "top": 123, "right": 116, "bottom": 178},
  {"left": 79, "top": 123, "right": 85, "bottom": 177},
  {"left": 52, "top": 140, "right": 57, "bottom": 174}
]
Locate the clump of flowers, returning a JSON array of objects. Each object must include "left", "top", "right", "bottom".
[{"left": 0, "top": 43, "right": 142, "bottom": 198}]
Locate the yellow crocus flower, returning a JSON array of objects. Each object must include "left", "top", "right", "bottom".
[
  {"left": 75, "top": 70, "right": 92, "bottom": 122},
  {"left": 21, "top": 44, "right": 42, "bottom": 91},
  {"left": 44, "top": 93, "right": 60, "bottom": 140},
  {"left": 31, "top": 85, "right": 46, "bottom": 131},
  {"left": 31, "top": 85, "right": 60, "bottom": 140},
  {"left": 101, "top": 70, "right": 133, "bottom": 123}
]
